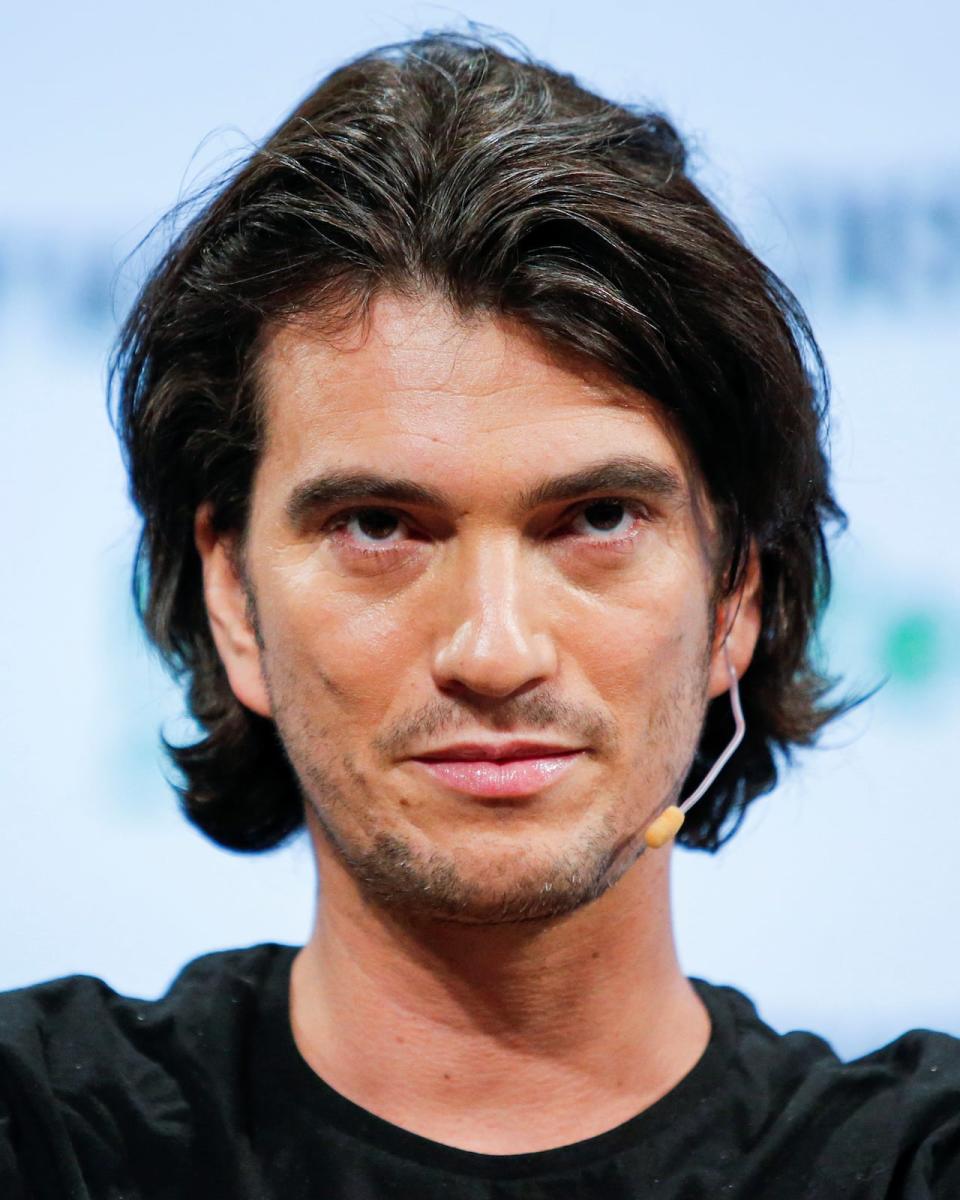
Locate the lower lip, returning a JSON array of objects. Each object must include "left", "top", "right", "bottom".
[{"left": 410, "top": 753, "right": 583, "bottom": 797}]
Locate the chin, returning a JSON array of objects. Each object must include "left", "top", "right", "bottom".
[{"left": 321, "top": 814, "right": 636, "bottom": 925}]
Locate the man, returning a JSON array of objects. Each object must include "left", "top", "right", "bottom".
[{"left": 2, "top": 32, "right": 958, "bottom": 1199}]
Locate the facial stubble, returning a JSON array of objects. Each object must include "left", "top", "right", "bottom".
[{"left": 259, "top": 642, "right": 710, "bottom": 928}]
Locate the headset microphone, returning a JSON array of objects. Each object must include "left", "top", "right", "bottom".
[{"left": 643, "top": 642, "right": 746, "bottom": 850}]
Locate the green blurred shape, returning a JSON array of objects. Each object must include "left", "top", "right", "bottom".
[{"left": 883, "top": 612, "right": 940, "bottom": 683}]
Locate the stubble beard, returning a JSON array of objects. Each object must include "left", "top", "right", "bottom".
[
  {"left": 307, "top": 796, "right": 627, "bottom": 925},
  {"left": 267, "top": 673, "right": 708, "bottom": 929},
  {"left": 248, "top": 576, "right": 711, "bottom": 927}
]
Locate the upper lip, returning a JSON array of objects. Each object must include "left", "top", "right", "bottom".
[{"left": 411, "top": 740, "right": 585, "bottom": 761}]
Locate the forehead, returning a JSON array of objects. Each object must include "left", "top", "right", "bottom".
[{"left": 253, "top": 293, "right": 692, "bottom": 498}]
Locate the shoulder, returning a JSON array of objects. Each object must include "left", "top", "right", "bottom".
[
  {"left": 0, "top": 943, "right": 295, "bottom": 1194},
  {"left": 696, "top": 978, "right": 960, "bottom": 1194},
  {"left": 704, "top": 976, "right": 960, "bottom": 1100},
  {"left": 0, "top": 941, "right": 292, "bottom": 1078}
]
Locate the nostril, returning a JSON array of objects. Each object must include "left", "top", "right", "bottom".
[{"left": 435, "top": 643, "right": 558, "bottom": 696}]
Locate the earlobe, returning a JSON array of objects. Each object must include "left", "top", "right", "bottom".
[
  {"left": 707, "top": 544, "right": 762, "bottom": 699},
  {"left": 194, "top": 505, "right": 273, "bottom": 718}
]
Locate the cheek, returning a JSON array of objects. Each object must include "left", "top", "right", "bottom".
[
  {"left": 263, "top": 572, "right": 423, "bottom": 715},
  {"left": 568, "top": 583, "right": 710, "bottom": 704},
  {"left": 572, "top": 600, "right": 712, "bottom": 803}
]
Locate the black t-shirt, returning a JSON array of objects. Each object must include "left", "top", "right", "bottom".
[{"left": 1, "top": 943, "right": 958, "bottom": 1199}]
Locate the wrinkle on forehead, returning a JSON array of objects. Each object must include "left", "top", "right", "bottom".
[{"left": 257, "top": 291, "right": 660, "bottom": 422}]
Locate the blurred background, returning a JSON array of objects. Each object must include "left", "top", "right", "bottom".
[{"left": 2, "top": 0, "right": 958, "bottom": 1059}]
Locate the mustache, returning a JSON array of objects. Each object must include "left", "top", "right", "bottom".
[{"left": 372, "top": 692, "right": 619, "bottom": 760}]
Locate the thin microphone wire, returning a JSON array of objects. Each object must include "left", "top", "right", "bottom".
[{"left": 678, "top": 644, "right": 745, "bottom": 817}]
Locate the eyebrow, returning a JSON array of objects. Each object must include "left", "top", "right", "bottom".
[
  {"left": 284, "top": 456, "right": 685, "bottom": 527},
  {"left": 285, "top": 473, "right": 446, "bottom": 527},
  {"left": 518, "top": 458, "right": 683, "bottom": 510}
]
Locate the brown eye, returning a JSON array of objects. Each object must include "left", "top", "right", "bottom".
[
  {"left": 327, "top": 507, "right": 411, "bottom": 548},
  {"left": 581, "top": 500, "right": 628, "bottom": 532},
  {"left": 354, "top": 509, "right": 402, "bottom": 540},
  {"left": 567, "top": 499, "right": 640, "bottom": 541}
]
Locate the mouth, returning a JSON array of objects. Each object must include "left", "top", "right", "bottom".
[{"left": 408, "top": 749, "right": 585, "bottom": 798}]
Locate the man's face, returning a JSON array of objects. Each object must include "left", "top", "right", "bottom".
[{"left": 206, "top": 293, "right": 735, "bottom": 923}]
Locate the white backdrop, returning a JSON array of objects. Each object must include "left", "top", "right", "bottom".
[{"left": 2, "top": 0, "right": 958, "bottom": 1060}]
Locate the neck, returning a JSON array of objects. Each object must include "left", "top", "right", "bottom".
[{"left": 290, "top": 840, "right": 708, "bottom": 1154}]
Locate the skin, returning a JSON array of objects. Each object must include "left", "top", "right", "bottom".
[{"left": 196, "top": 292, "right": 760, "bottom": 1153}]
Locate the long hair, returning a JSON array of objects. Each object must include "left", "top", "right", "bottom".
[{"left": 112, "top": 33, "right": 848, "bottom": 852}]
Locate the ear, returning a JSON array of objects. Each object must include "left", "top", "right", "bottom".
[
  {"left": 194, "top": 504, "right": 272, "bottom": 718},
  {"left": 707, "top": 542, "right": 762, "bottom": 700}
]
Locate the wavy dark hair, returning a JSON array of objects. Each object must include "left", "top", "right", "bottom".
[{"left": 111, "top": 32, "right": 847, "bottom": 853}]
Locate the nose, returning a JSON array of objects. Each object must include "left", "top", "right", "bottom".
[{"left": 430, "top": 534, "right": 558, "bottom": 700}]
